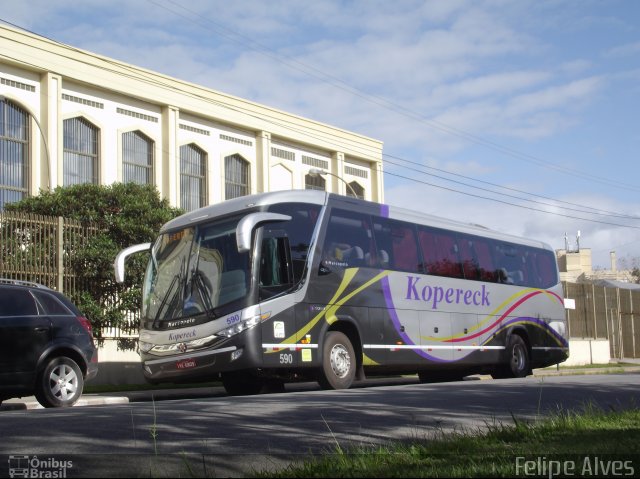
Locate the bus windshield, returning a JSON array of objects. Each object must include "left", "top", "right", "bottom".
[{"left": 142, "top": 214, "right": 250, "bottom": 324}]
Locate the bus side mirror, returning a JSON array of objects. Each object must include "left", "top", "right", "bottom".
[
  {"left": 236, "top": 213, "right": 291, "bottom": 253},
  {"left": 114, "top": 243, "right": 151, "bottom": 283}
]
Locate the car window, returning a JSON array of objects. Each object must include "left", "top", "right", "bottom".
[
  {"left": 33, "top": 291, "right": 72, "bottom": 315},
  {"left": 0, "top": 288, "right": 37, "bottom": 316}
]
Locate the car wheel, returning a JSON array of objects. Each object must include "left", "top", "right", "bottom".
[
  {"left": 35, "top": 357, "right": 84, "bottom": 408},
  {"left": 318, "top": 331, "right": 356, "bottom": 390}
]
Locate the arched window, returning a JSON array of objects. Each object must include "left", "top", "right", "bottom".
[
  {"left": 180, "top": 144, "right": 207, "bottom": 211},
  {"left": 63, "top": 117, "right": 99, "bottom": 186},
  {"left": 305, "top": 174, "right": 325, "bottom": 191},
  {"left": 123, "top": 130, "right": 154, "bottom": 185},
  {"left": 347, "top": 181, "right": 365, "bottom": 199},
  {"left": 0, "top": 99, "right": 29, "bottom": 209},
  {"left": 225, "top": 154, "right": 250, "bottom": 199}
]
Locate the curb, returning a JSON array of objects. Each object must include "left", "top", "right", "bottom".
[{"left": 1, "top": 395, "right": 130, "bottom": 410}]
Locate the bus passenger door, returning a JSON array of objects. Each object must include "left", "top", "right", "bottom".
[{"left": 419, "top": 311, "right": 453, "bottom": 362}]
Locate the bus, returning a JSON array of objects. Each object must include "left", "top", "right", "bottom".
[{"left": 114, "top": 190, "right": 569, "bottom": 395}]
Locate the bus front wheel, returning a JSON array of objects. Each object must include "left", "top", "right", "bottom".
[
  {"left": 318, "top": 331, "right": 356, "bottom": 390},
  {"left": 492, "top": 334, "right": 531, "bottom": 379}
]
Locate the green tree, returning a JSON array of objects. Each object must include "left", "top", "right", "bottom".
[{"left": 5, "top": 183, "right": 182, "bottom": 336}]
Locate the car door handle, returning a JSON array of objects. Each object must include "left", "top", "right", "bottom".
[{"left": 34, "top": 327, "right": 49, "bottom": 333}]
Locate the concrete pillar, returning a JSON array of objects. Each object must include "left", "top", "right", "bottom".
[
  {"left": 39, "top": 72, "right": 61, "bottom": 190},
  {"left": 162, "top": 105, "right": 180, "bottom": 207},
  {"left": 331, "top": 151, "right": 345, "bottom": 195},
  {"left": 256, "top": 131, "right": 271, "bottom": 193}
]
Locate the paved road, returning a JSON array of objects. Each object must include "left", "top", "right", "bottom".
[{"left": 0, "top": 373, "right": 638, "bottom": 477}]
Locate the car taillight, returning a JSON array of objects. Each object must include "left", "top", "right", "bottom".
[{"left": 77, "top": 316, "right": 93, "bottom": 338}]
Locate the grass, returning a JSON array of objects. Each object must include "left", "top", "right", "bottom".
[{"left": 261, "top": 404, "right": 640, "bottom": 478}]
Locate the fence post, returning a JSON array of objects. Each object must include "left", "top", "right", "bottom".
[
  {"left": 592, "top": 283, "right": 597, "bottom": 338},
  {"left": 631, "top": 290, "right": 636, "bottom": 359},
  {"left": 57, "top": 216, "right": 64, "bottom": 293}
]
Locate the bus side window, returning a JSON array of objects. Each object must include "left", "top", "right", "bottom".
[
  {"left": 534, "top": 249, "right": 558, "bottom": 288},
  {"left": 259, "top": 233, "right": 293, "bottom": 299},
  {"left": 323, "top": 209, "right": 373, "bottom": 268},
  {"left": 418, "top": 226, "right": 463, "bottom": 278},
  {"left": 373, "top": 218, "right": 420, "bottom": 273},
  {"left": 495, "top": 243, "right": 526, "bottom": 285},
  {"left": 458, "top": 236, "right": 479, "bottom": 280},
  {"left": 474, "top": 238, "right": 497, "bottom": 283}
]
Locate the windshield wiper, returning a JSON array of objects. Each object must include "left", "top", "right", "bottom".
[
  {"left": 152, "top": 272, "right": 182, "bottom": 328},
  {"left": 192, "top": 270, "right": 217, "bottom": 320}
]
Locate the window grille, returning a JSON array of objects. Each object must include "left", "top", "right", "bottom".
[
  {"left": 305, "top": 174, "right": 325, "bottom": 191},
  {"left": 347, "top": 181, "right": 365, "bottom": 200},
  {"left": 123, "top": 131, "right": 154, "bottom": 185},
  {"left": 0, "top": 99, "right": 29, "bottom": 209},
  {"left": 180, "top": 124, "right": 210, "bottom": 136},
  {"left": 1, "top": 77, "right": 35, "bottom": 92},
  {"left": 220, "top": 134, "right": 252, "bottom": 147},
  {"left": 180, "top": 144, "right": 207, "bottom": 211},
  {"left": 63, "top": 117, "right": 99, "bottom": 186},
  {"left": 116, "top": 107, "right": 158, "bottom": 123},
  {"left": 271, "top": 147, "right": 295, "bottom": 161},
  {"left": 225, "top": 154, "right": 250, "bottom": 199},
  {"left": 62, "top": 94, "right": 104, "bottom": 109},
  {"left": 302, "top": 155, "right": 329, "bottom": 170},
  {"left": 345, "top": 165, "right": 368, "bottom": 179}
]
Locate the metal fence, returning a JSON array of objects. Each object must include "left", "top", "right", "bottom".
[
  {"left": 563, "top": 281, "right": 640, "bottom": 359},
  {"left": 0, "top": 211, "right": 139, "bottom": 338},
  {"left": 0, "top": 211, "right": 100, "bottom": 292}
]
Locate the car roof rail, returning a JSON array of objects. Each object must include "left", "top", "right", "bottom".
[{"left": 0, "top": 278, "right": 51, "bottom": 289}]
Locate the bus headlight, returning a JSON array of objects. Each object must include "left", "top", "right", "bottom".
[
  {"left": 139, "top": 341, "right": 153, "bottom": 353},
  {"left": 218, "top": 315, "right": 263, "bottom": 338}
]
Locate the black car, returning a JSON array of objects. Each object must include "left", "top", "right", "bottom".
[{"left": 0, "top": 279, "right": 98, "bottom": 408}]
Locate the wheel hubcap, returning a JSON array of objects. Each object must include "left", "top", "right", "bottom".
[
  {"left": 512, "top": 344, "right": 525, "bottom": 371},
  {"left": 330, "top": 344, "right": 351, "bottom": 378},
  {"left": 49, "top": 364, "right": 78, "bottom": 400}
]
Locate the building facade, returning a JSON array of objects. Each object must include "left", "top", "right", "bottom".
[
  {"left": 0, "top": 24, "right": 384, "bottom": 212},
  {"left": 557, "top": 248, "right": 634, "bottom": 284}
]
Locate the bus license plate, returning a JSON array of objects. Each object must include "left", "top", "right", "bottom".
[{"left": 176, "top": 358, "right": 197, "bottom": 370}]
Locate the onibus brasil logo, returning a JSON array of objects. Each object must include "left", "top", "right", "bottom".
[{"left": 8, "top": 455, "right": 73, "bottom": 478}]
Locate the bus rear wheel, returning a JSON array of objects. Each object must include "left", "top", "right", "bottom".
[
  {"left": 318, "top": 331, "right": 356, "bottom": 390},
  {"left": 492, "top": 334, "right": 531, "bottom": 379}
]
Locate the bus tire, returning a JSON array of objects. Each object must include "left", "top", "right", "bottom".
[
  {"left": 221, "top": 371, "right": 264, "bottom": 396},
  {"left": 318, "top": 331, "right": 356, "bottom": 390},
  {"left": 492, "top": 334, "right": 530, "bottom": 379}
]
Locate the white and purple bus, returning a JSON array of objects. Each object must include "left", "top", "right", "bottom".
[{"left": 115, "top": 190, "right": 568, "bottom": 395}]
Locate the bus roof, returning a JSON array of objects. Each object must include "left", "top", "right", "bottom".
[{"left": 160, "top": 190, "right": 553, "bottom": 251}]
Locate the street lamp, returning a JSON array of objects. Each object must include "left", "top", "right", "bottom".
[
  {"left": 308, "top": 167, "right": 358, "bottom": 198},
  {"left": 0, "top": 95, "right": 52, "bottom": 190}
]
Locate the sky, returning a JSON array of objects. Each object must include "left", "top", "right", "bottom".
[{"left": 2, "top": 0, "right": 640, "bottom": 269}]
